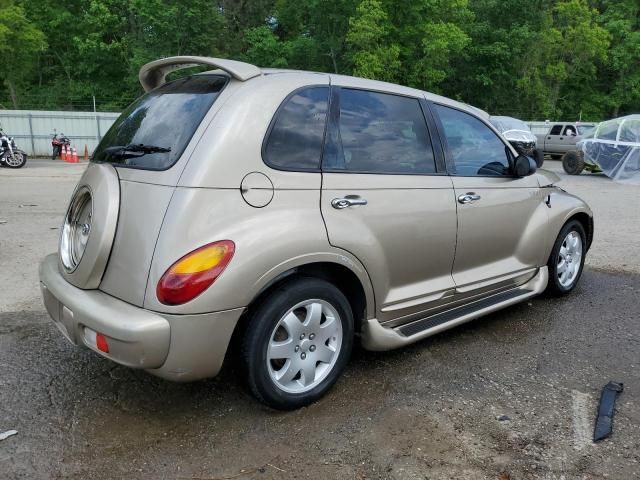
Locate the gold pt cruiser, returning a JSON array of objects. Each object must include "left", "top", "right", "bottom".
[{"left": 39, "top": 57, "right": 593, "bottom": 410}]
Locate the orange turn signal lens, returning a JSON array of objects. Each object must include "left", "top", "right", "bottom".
[{"left": 156, "top": 240, "right": 235, "bottom": 305}]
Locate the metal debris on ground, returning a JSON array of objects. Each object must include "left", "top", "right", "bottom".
[
  {"left": 0, "top": 430, "right": 18, "bottom": 441},
  {"left": 593, "top": 382, "right": 624, "bottom": 442}
]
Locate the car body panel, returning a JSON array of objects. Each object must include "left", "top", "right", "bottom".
[
  {"left": 450, "top": 175, "right": 548, "bottom": 291},
  {"left": 321, "top": 173, "right": 458, "bottom": 323},
  {"left": 142, "top": 186, "right": 375, "bottom": 317},
  {"left": 99, "top": 180, "right": 174, "bottom": 306}
]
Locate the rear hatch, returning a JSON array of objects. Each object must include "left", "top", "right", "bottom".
[{"left": 61, "top": 74, "right": 228, "bottom": 307}]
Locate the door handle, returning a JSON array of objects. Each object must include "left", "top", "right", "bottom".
[
  {"left": 458, "top": 192, "right": 481, "bottom": 204},
  {"left": 331, "top": 195, "right": 368, "bottom": 209}
]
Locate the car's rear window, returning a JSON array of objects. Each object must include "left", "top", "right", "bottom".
[{"left": 92, "top": 75, "right": 227, "bottom": 170}]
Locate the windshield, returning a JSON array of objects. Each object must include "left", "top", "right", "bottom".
[
  {"left": 92, "top": 75, "right": 227, "bottom": 170},
  {"left": 489, "top": 116, "right": 531, "bottom": 133},
  {"left": 577, "top": 125, "right": 595, "bottom": 136}
]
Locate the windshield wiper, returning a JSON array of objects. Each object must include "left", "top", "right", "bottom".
[{"left": 103, "top": 143, "right": 171, "bottom": 159}]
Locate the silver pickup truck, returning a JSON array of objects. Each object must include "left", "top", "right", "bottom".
[{"left": 534, "top": 122, "right": 596, "bottom": 158}]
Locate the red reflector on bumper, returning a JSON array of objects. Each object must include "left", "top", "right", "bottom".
[{"left": 96, "top": 332, "right": 109, "bottom": 353}]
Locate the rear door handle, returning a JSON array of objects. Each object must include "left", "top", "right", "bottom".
[
  {"left": 331, "top": 195, "right": 368, "bottom": 209},
  {"left": 458, "top": 192, "right": 481, "bottom": 204}
]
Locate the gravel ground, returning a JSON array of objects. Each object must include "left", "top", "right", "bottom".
[{"left": 1, "top": 159, "right": 639, "bottom": 479}]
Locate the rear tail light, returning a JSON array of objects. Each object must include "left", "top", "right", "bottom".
[{"left": 156, "top": 240, "right": 235, "bottom": 305}]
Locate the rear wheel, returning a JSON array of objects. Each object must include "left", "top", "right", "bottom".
[
  {"left": 562, "top": 151, "right": 585, "bottom": 175},
  {"left": 545, "top": 220, "right": 586, "bottom": 295},
  {"left": 241, "top": 277, "right": 353, "bottom": 410}
]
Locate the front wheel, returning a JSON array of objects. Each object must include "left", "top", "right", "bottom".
[
  {"left": 534, "top": 148, "right": 544, "bottom": 168},
  {"left": 562, "top": 151, "right": 585, "bottom": 175},
  {"left": 241, "top": 277, "right": 354, "bottom": 410},
  {"left": 545, "top": 220, "right": 586, "bottom": 295},
  {"left": 4, "top": 151, "right": 27, "bottom": 168}
]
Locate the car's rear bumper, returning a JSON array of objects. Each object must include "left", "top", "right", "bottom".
[{"left": 39, "top": 254, "right": 244, "bottom": 381}]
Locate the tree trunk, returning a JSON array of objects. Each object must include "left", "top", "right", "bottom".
[{"left": 5, "top": 79, "right": 18, "bottom": 109}]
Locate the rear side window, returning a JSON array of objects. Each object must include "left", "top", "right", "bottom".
[
  {"left": 434, "top": 104, "right": 510, "bottom": 176},
  {"left": 92, "top": 75, "right": 227, "bottom": 170},
  {"left": 325, "top": 89, "right": 436, "bottom": 174},
  {"left": 264, "top": 87, "right": 330, "bottom": 171},
  {"left": 549, "top": 125, "right": 563, "bottom": 135}
]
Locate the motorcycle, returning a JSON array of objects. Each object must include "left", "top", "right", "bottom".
[
  {"left": 0, "top": 130, "right": 27, "bottom": 169},
  {"left": 52, "top": 132, "right": 70, "bottom": 160}
]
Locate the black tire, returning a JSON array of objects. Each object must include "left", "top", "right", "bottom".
[
  {"left": 562, "top": 150, "right": 585, "bottom": 175},
  {"left": 545, "top": 220, "right": 586, "bottom": 296},
  {"left": 534, "top": 148, "right": 544, "bottom": 168},
  {"left": 241, "top": 277, "right": 354, "bottom": 410}
]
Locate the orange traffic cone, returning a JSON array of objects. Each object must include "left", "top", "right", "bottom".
[
  {"left": 84, "top": 144, "right": 89, "bottom": 161},
  {"left": 73, "top": 147, "right": 79, "bottom": 163},
  {"left": 62, "top": 145, "right": 69, "bottom": 162}
]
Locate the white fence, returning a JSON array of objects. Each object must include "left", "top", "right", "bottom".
[{"left": 0, "top": 110, "right": 120, "bottom": 157}]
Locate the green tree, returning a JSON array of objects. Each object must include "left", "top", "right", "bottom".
[
  {"left": 0, "top": 0, "right": 46, "bottom": 108},
  {"left": 346, "top": 0, "right": 400, "bottom": 82}
]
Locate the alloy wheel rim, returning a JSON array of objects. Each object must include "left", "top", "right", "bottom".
[
  {"left": 267, "top": 299, "right": 342, "bottom": 394},
  {"left": 6, "top": 153, "right": 23, "bottom": 167},
  {"left": 557, "top": 231, "right": 583, "bottom": 288}
]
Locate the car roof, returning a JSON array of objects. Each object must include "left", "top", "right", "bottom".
[{"left": 139, "top": 57, "right": 486, "bottom": 121}]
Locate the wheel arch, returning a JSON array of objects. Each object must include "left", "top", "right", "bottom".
[{"left": 226, "top": 258, "right": 374, "bottom": 363}]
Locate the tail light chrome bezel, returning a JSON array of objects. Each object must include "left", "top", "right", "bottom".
[{"left": 60, "top": 186, "right": 93, "bottom": 273}]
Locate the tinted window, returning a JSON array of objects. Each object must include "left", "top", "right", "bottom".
[
  {"left": 434, "top": 104, "right": 510, "bottom": 176},
  {"left": 563, "top": 125, "right": 576, "bottom": 136},
  {"left": 325, "top": 89, "right": 436, "bottom": 174},
  {"left": 264, "top": 87, "right": 329, "bottom": 170},
  {"left": 549, "top": 125, "right": 563, "bottom": 135},
  {"left": 92, "top": 75, "right": 227, "bottom": 170}
]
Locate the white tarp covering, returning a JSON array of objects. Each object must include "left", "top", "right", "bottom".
[{"left": 578, "top": 114, "right": 640, "bottom": 184}]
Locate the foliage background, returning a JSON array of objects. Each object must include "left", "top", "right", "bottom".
[{"left": 0, "top": 0, "right": 637, "bottom": 120}]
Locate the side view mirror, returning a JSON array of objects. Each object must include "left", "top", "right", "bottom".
[{"left": 514, "top": 154, "right": 537, "bottom": 177}]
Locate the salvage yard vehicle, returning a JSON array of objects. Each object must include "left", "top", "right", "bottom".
[
  {"left": 535, "top": 122, "right": 595, "bottom": 158},
  {"left": 490, "top": 116, "right": 544, "bottom": 167},
  {"left": 39, "top": 57, "right": 594, "bottom": 410},
  {"left": 565, "top": 115, "right": 640, "bottom": 182}
]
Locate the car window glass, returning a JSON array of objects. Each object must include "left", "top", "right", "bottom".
[
  {"left": 549, "top": 125, "right": 563, "bottom": 135},
  {"left": 563, "top": 126, "right": 576, "bottom": 136},
  {"left": 264, "top": 87, "right": 329, "bottom": 171},
  {"left": 326, "top": 89, "right": 436, "bottom": 174},
  {"left": 92, "top": 75, "right": 227, "bottom": 170},
  {"left": 619, "top": 119, "right": 640, "bottom": 143},
  {"left": 597, "top": 121, "right": 619, "bottom": 141},
  {"left": 434, "top": 104, "right": 510, "bottom": 176}
]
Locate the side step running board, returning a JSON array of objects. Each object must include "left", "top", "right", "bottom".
[
  {"left": 361, "top": 267, "right": 548, "bottom": 351},
  {"left": 399, "top": 288, "right": 529, "bottom": 336}
]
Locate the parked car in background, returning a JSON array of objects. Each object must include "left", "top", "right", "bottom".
[
  {"left": 490, "top": 116, "right": 543, "bottom": 167},
  {"left": 535, "top": 122, "right": 596, "bottom": 158},
  {"left": 565, "top": 115, "right": 640, "bottom": 182},
  {"left": 39, "top": 56, "right": 594, "bottom": 410}
]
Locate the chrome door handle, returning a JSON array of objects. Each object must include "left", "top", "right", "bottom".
[
  {"left": 458, "top": 192, "right": 481, "bottom": 204},
  {"left": 331, "top": 196, "right": 368, "bottom": 209}
]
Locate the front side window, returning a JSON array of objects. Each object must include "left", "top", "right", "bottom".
[
  {"left": 563, "top": 125, "right": 577, "bottom": 136},
  {"left": 264, "top": 87, "right": 330, "bottom": 171},
  {"left": 92, "top": 75, "right": 227, "bottom": 170},
  {"left": 325, "top": 89, "right": 436, "bottom": 174},
  {"left": 434, "top": 104, "right": 510, "bottom": 176}
]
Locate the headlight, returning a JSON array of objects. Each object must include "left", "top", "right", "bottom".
[{"left": 60, "top": 186, "right": 93, "bottom": 272}]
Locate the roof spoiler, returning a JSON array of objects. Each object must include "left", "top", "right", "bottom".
[{"left": 139, "top": 56, "right": 261, "bottom": 92}]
